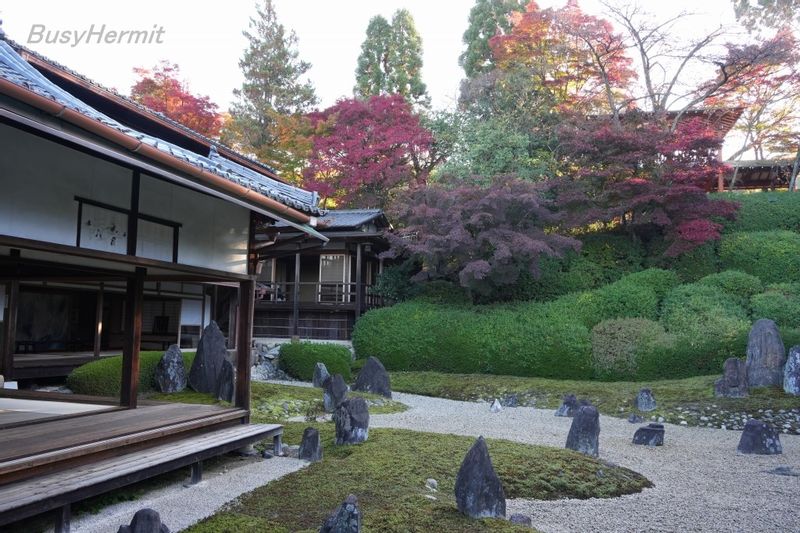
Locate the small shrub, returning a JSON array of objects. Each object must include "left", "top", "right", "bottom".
[
  {"left": 719, "top": 230, "right": 800, "bottom": 284},
  {"left": 717, "top": 191, "right": 800, "bottom": 233},
  {"left": 370, "top": 260, "right": 420, "bottom": 304},
  {"left": 278, "top": 342, "right": 352, "bottom": 381},
  {"left": 697, "top": 270, "right": 764, "bottom": 309},
  {"left": 590, "top": 319, "right": 671, "bottom": 381},
  {"left": 646, "top": 239, "right": 719, "bottom": 282},
  {"left": 751, "top": 283, "right": 800, "bottom": 329},
  {"left": 67, "top": 351, "right": 195, "bottom": 396}
]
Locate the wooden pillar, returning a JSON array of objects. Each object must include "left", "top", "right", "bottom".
[
  {"left": 120, "top": 268, "right": 145, "bottom": 408},
  {"left": 1, "top": 249, "right": 20, "bottom": 380},
  {"left": 126, "top": 170, "right": 140, "bottom": 256},
  {"left": 355, "top": 243, "right": 363, "bottom": 319},
  {"left": 292, "top": 250, "right": 301, "bottom": 338},
  {"left": 235, "top": 279, "right": 255, "bottom": 417},
  {"left": 93, "top": 283, "right": 104, "bottom": 358}
]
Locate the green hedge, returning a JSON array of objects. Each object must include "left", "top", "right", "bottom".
[
  {"left": 67, "top": 351, "right": 195, "bottom": 396},
  {"left": 278, "top": 342, "right": 352, "bottom": 381},
  {"left": 751, "top": 283, "right": 800, "bottom": 329},
  {"left": 719, "top": 230, "right": 800, "bottom": 284},
  {"left": 697, "top": 270, "right": 763, "bottom": 309},
  {"left": 717, "top": 191, "right": 800, "bottom": 233},
  {"left": 590, "top": 318, "right": 671, "bottom": 381}
]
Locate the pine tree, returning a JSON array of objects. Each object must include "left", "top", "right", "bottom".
[
  {"left": 459, "top": 0, "right": 526, "bottom": 79},
  {"left": 354, "top": 15, "right": 392, "bottom": 98}
]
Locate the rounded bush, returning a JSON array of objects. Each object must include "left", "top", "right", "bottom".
[
  {"left": 67, "top": 351, "right": 195, "bottom": 396},
  {"left": 590, "top": 318, "right": 670, "bottom": 381},
  {"left": 646, "top": 240, "right": 719, "bottom": 282},
  {"left": 719, "top": 230, "right": 800, "bottom": 284},
  {"left": 751, "top": 283, "right": 800, "bottom": 329},
  {"left": 717, "top": 191, "right": 800, "bottom": 233},
  {"left": 661, "top": 284, "right": 750, "bottom": 346},
  {"left": 278, "top": 342, "right": 352, "bottom": 381},
  {"left": 697, "top": 270, "right": 763, "bottom": 309}
]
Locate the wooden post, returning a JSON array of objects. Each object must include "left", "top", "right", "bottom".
[
  {"left": 235, "top": 278, "right": 255, "bottom": 417},
  {"left": 126, "top": 170, "right": 140, "bottom": 256},
  {"left": 292, "top": 251, "right": 300, "bottom": 338},
  {"left": 120, "top": 268, "right": 145, "bottom": 408},
  {"left": 190, "top": 461, "right": 203, "bottom": 484},
  {"left": 355, "top": 243, "right": 363, "bottom": 319},
  {"left": 93, "top": 283, "right": 104, "bottom": 358},
  {"left": 1, "top": 249, "right": 20, "bottom": 380},
  {"left": 54, "top": 504, "right": 71, "bottom": 533}
]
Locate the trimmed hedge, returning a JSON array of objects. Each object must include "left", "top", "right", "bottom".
[
  {"left": 719, "top": 230, "right": 800, "bottom": 284},
  {"left": 278, "top": 342, "right": 352, "bottom": 381},
  {"left": 697, "top": 270, "right": 763, "bottom": 309},
  {"left": 590, "top": 318, "right": 671, "bottom": 381},
  {"left": 67, "top": 351, "right": 195, "bottom": 397},
  {"left": 751, "top": 283, "right": 800, "bottom": 329},
  {"left": 718, "top": 191, "right": 800, "bottom": 233}
]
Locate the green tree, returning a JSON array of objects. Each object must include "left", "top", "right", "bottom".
[
  {"left": 459, "top": 0, "right": 526, "bottom": 79},
  {"left": 354, "top": 15, "right": 393, "bottom": 100}
]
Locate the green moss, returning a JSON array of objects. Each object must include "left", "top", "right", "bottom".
[
  {"left": 67, "top": 351, "right": 195, "bottom": 397},
  {"left": 278, "top": 342, "right": 352, "bottom": 381}
]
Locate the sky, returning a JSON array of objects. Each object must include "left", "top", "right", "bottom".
[{"left": 0, "top": 0, "right": 743, "bottom": 113}]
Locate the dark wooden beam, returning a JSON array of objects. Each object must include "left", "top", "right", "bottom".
[
  {"left": 235, "top": 279, "right": 255, "bottom": 419},
  {"left": 93, "top": 283, "right": 104, "bottom": 358},
  {"left": 120, "top": 268, "right": 145, "bottom": 408},
  {"left": 127, "top": 170, "right": 141, "bottom": 256},
  {"left": 292, "top": 250, "right": 301, "bottom": 339},
  {"left": 1, "top": 250, "right": 20, "bottom": 380},
  {"left": 355, "top": 243, "right": 363, "bottom": 319}
]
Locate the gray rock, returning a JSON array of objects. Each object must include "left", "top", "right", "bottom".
[
  {"left": 188, "top": 321, "right": 227, "bottom": 393},
  {"left": 425, "top": 478, "right": 438, "bottom": 491},
  {"left": 334, "top": 397, "right": 369, "bottom": 445},
  {"left": 117, "top": 508, "right": 170, "bottom": 533},
  {"left": 627, "top": 413, "right": 644, "bottom": 424},
  {"left": 566, "top": 405, "right": 600, "bottom": 457},
  {"left": 737, "top": 419, "right": 782, "bottom": 455},
  {"left": 714, "top": 358, "right": 749, "bottom": 398},
  {"left": 509, "top": 514, "right": 532, "bottom": 526},
  {"left": 454, "top": 436, "right": 506, "bottom": 519},
  {"left": 352, "top": 356, "right": 392, "bottom": 398},
  {"left": 215, "top": 359, "right": 235, "bottom": 403},
  {"left": 323, "top": 374, "right": 349, "bottom": 412},
  {"left": 299, "top": 427, "right": 323, "bottom": 462},
  {"left": 490, "top": 399, "right": 502, "bottom": 413},
  {"left": 154, "top": 345, "right": 186, "bottom": 393},
  {"left": 633, "top": 423, "right": 665, "bottom": 446},
  {"left": 746, "top": 319, "right": 786, "bottom": 388},
  {"left": 501, "top": 394, "right": 519, "bottom": 407},
  {"left": 313, "top": 363, "right": 330, "bottom": 388},
  {"left": 320, "top": 494, "right": 361, "bottom": 533},
  {"left": 766, "top": 466, "right": 799, "bottom": 477},
  {"left": 634, "top": 388, "right": 656, "bottom": 412},
  {"left": 555, "top": 394, "right": 578, "bottom": 417},
  {"left": 783, "top": 346, "right": 800, "bottom": 395}
]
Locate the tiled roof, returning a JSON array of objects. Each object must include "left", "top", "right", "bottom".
[
  {"left": 277, "top": 209, "right": 385, "bottom": 230},
  {"left": 0, "top": 39, "right": 324, "bottom": 216}
]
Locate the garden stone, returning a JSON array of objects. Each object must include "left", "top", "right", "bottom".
[
  {"left": 188, "top": 321, "right": 227, "bottom": 393},
  {"left": 635, "top": 388, "right": 656, "bottom": 412},
  {"left": 116, "top": 508, "right": 170, "bottom": 533},
  {"left": 334, "top": 398, "right": 369, "bottom": 445},
  {"left": 313, "top": 363, "right": 330, "bottom": 388},
  {"left": 714, "top": 358, "right": 749, "bottom": 398},
  {"left": 352, "top": 356, "right": 392, "bottom": 398},
  {"left": 509, "top": 514, "right": 532, "bottom": 526},
  {"left": 490, "top": 399, "right": 502, "bottom": 413},
  {"left": 320, "top": 494, "right": 360, "bottom": 533},
  {"left": 323, "top": 374, "right": 349, "bottom": 412},
  {"left": 628, "top": 413, "right": 644, "bottom": 423},
  {"left": 215, "top": 359, "right": 235, "bottom": 403},
  {"left": 737, "top": 419, "right": 782, "bottom": 455},
  {"left": 154, "top": 345, "right": 186, "bottom": 393},
  {"left": 425, "top": 478, "right": 438, "bottom": 491},
  {"left": 746, "top": 319, "right": 786, "bottom": 388},
  {"left": 633, "top": 423, "right": 665, "bottom": 446},
  {"left": 501, "top": 394, "right": 519, "bottom": 407},
  {"left": 566, "top": 405, "right": 600, "bottom": 457},
  {"left": 299, "top": 427, "right": 323, "bottom": 462},
  {"left": 783, "top": 346, "right": 800, "bottom": 396},
  {"left": 454, "top": 436, "right": 506, "bottom": 519},
  {"left": 555, "top": 394, "right": 578, "bottom": 417}
]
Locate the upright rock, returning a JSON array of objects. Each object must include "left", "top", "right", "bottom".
[
  {"left": 313, "top": 362, "right": 330, "bottom": 388},
  {"left": 632, "top": 423, "right": 665, "bottom": 447},
  {"left": 334, "top": 397, "right": 369, "bottom": 445},
  {"left": 323, "top": 374, "right": 349, "bottom": 413},
  {"left": 117, "top": 508, "right": 170, "bottom": 533},
  {"left": 554, "top": 394, "right": 578, "bottom": 417},
  {"left": 737, "top": 419, "right": 782, "bottom": 455},
  {"left": 351, "top": 356, "right": 392, "bottom": 398},
  {"left": 783, "top": 346, "right": 800, "bottom": 396},
  {"left": 634, "top": 388, "right": 656, "bottom": 412},
  {"left": 454, "top": 436, "right": 506, "bottom": 519},
  {"left": 565, "top": 405, "right": 600, "bottom": 457},
  {"left": 155, "top": 345, "right": 187, "bottom": 393},
  {"left": 216, "top": 359, "right": 235, "bottom": 402},
  {"left": 299, "top": 427, "right": 323, "bottom": 462},
  {"left": 746, "top": 319, "right": 786, "bottom": 388},
  {"left": 490, "top": 399, "right": 503, "bottom": 413},
  {"left": 714, "top": 358, "right": 749, "bottom": 398},
  {"left": 320, "top": 494, "right": 361, "bottom": 533},
  {"left": 188, "top": 321, "right": 227, "bottom": 393}
]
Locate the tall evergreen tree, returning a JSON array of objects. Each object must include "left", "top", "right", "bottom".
[
  {"left": 354, "top": 15, "right": 393, "bottom": 98},
  {"left": 459, "top": 0, "right": 526, "bottom": 79}
]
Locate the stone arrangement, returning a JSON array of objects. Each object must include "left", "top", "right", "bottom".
[
  {"left": 783, "top": 346, "right": 800, "bottom": 396},
  {"left": 323, "top": 374, "right": 349, "bottom": 413},
  {"left": 634, "top": 388, "right": 657, "bottom": 412},
  {"left": 299, "top": 427, "right": 323, "bottom": 462},
  {"left": 714, "top": 357, "right": 749, "bottom": 398},
  {"left": 554, "top": 394, "right": 578, "bottom": 417},
  {"left": 313, "top": 362, "right": 330, "bottom": 388},
  {"left": 154, "top": 345, "right": 186, "bottom": 393},
  {"left": 745, "top": 319, "right": 786, "bottom": 388},
  {"left": 737, "top": 419, "right": 782, "bottom": 455},
  {"left": 216, "top": 359, "right": 235, "bottom": 402},
  {"left": 117, "top": 508, "right": 170, "bottom": 533},
  {"left": 632, "top": 423, "right": 665, "bottom": 446},
  {"left": 351, "top": 356, "right": 392, "bottom": 398},
  {"left": 320, "top": 494, "right": 361, "bottom": 533},
  {"left": 565, "top": 405, "right": 600, "bottom": 457},
  {"left": 188, "top": 321, "right": 228, "bottom": 394},
  {"left": 334, "top": 397, "right": 370, "bottom": 445},
  {"left": 454, "top": 436, "right": 506, "bottom": 519}
]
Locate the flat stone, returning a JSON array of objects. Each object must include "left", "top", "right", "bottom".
[
  {"left": 299, "top": 427, "right": 323, "bottom": 462},
  {"left": 313, "top": 362, "right": 330, "bottom": 388},
  {"left": 635, "top": 388, "right": 656, "bottom": 412},
  {"left": 633, "top": 423, "right": 665, "bottom": 446},
  {"left": 352, "top": 356, "right": 392, "bottom": 398},
  {"left": 154, "top": 345, "right": 186, "bottom": 393},
  {"left": 746, "top": 319, "right": 785, "bottom": 388},
  {"left": 334, "top": 397, "right": 369, "bottom": 445},
  {"left": 320, "top": 494, "right": 361, "bottom": 533},
  {"left": 715, "top": 357, "right": 749, "bottom": 398},
  {"left": 783, "top": 346, "right": 800, "bottom": 396},
  {"left": 323, "top": 374, "right": 349, "bottom": 413},
  {"left": 509, "top": 514, "right": 532, "bottom": 526},
  {"left": 116, "top": 508, "right": 170, "bottom": 533},
  {"left": 738, "top": 419, "right": 782, "bottom": 455},
  {"left": 215, "top": 359, "right": 235, "bottom": 403},
  {"left": 566, "top": 405, "right": 600, "bottom": 457},
  {"left": 454, "top": 436, "right": 506, "bottom": 519},
  {"left": 188, "top": 321, "right": 227, "bottom": 394},
  {"left": 627, "top": 413, "right": 644, "bottom": 424}
]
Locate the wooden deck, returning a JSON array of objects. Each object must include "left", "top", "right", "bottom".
[{"left": 11, "top": 351, "right": 121, "bottom": 380}]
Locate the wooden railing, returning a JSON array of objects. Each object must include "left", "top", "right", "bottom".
[{"left": 255, "top": 282, "right": 383, "bottom": 308}]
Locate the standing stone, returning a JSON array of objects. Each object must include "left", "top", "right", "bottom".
[
  {"left": 323, "top": 374, "right": 349, "bottom": 413},
  {"left": 490, "top": 399, "right": 503, "bottom": 413},
  {"left": 454, "top": 436, "right": 506, "bottom": 519},
  {"left": 565, "top": 405, "right": 600, "bottom": 457},
  {"left": 215, "top": 359, "right": 235, "bottom": 402},
  {"left": 737, "top": 419, "right": 782, "bottom": 455},
  {"left": 634, "top": 388, "right": 656, "bottom": 412},
  {"left": 632, "top": 423, "right": 665, "bottom": 446},
  {"left": 351, "top": 356, "right": 392, "bottom": 398},
  {"left": 783, "top": 346, "right": 800, "bottom": 396},
  {"left": 117, "top": 508, "right": 170, "bottom": 533},
  {"left": 334, "top": 398, "right": 369, "bottom": 445},
  {"left": 746, "top": 319, "right": 786, "bottom": 388},
  {"left": 299, "top": 427, "right": 323, "bottom": 462},
  {"left": 188, "top": 321, "right": 227, "bottom": 393},
  {"left": 714, "top": 358, "right": 749, "bottom": 398},
  {"left": 320, "top": 494, "right": 360, "bottom": 533},
  {"left": 313, "top": 363, "right": 331, "bottom": 388},
  {"left": 555, "top": 394, "right": 578, "bottom": 417},
  {"left": 155, "top": 345, "right": 187, "bottom": 393}
]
